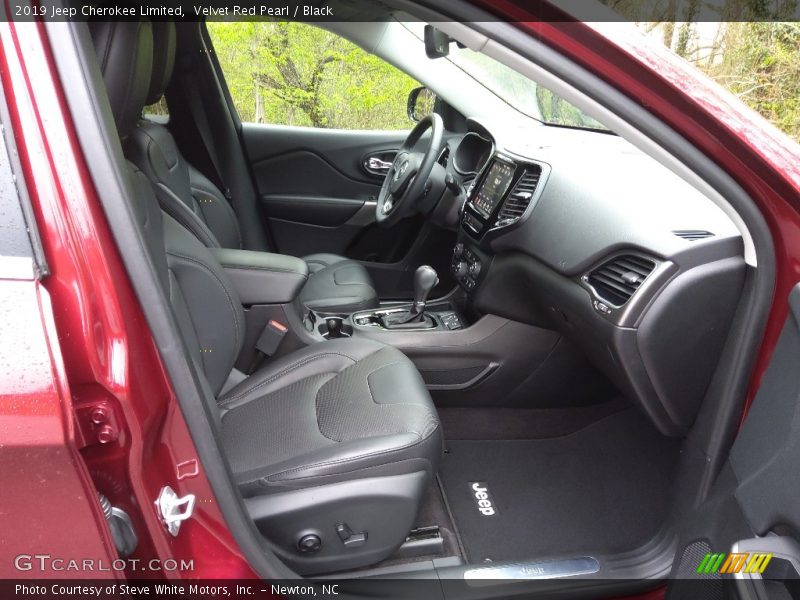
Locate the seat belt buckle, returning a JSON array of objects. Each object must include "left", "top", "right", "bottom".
[{"left": 255, "top": 320, "right": 288, "bottom": 357}]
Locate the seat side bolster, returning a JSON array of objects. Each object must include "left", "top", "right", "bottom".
[{"left": 189, "top": 164, "right": 243, "bottom": 249}]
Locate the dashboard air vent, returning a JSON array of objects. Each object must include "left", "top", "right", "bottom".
[
  {"left": 496, "top": 166, "right": 542, "bottom": 225},
  {"left": 673, "top": 229, "right": 714, "bottom": 241},
  {"left": 438, "top": 147, "right": 450, "bottom": 168},
  {"left": 462, "top": 172, "right": 477, "bottom": 195},
  {"left": 587, "top": 255, "right": 656, "bottom": 306}
]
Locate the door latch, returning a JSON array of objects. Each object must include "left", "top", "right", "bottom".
[
  {"left": 155, "top": 486, "right": 195, "bottom": 536},
  {"left": 362, "top": 153, "right": 396, "bottom": 176}
]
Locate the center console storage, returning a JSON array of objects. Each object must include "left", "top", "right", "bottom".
[{"left": 212, "top": 248, "right": 308, "bottom": 305}]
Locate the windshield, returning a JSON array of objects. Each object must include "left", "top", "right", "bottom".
[{"left": 446, "top": 47, "right": 610, "bottom": 131}]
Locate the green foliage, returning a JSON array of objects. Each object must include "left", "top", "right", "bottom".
[
  {"left": 707, "top": 22, "right": 800, "bottom": 142},
  {"left": 192, "top": 17, "right": 800, "bottom": 143},
  {"left": 595, "top": 1, "right": 800, "bottom": 142},
  {"left": 207, "top": 21, "right": 422, "bottom": 130}
]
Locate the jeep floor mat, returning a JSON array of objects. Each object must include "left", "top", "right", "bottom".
[{"left": 437, "top": 408, "right": 681, "bottom": 563}]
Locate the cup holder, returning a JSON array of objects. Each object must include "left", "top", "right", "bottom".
[{"left": 318, "top": 316, "right": 353, "bottom": 339}]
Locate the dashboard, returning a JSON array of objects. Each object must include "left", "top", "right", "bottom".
[{"left": 439, "top": 117, "right": 746, "bottom": 438}]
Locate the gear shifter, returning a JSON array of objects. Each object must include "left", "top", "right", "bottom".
[
  {"left": 380, "top": 265, "right": 439, "bottom": 329},
  {"left": 411, "top": 265, "right": 439, "bottom": 318}
]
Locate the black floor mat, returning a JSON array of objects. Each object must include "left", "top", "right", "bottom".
[
  {"left": 438, "top": 398, "right": 629, "bottom": 441},
  {"left": 438, "top": 408, "right": 681, "bottom": 563}
]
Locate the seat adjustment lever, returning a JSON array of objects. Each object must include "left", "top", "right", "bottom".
[{"left": 336, "top": 522, "right": 367, "bottom": 548}]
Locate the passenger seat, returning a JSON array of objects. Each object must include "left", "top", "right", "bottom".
[
  {"left": 89, "top": 20, "right": 441, "bottom": 575},
  {"left": 126, "top": 21, "right": 379, "bottom": 314}
]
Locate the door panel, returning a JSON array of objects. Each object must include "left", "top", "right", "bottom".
[
  {"left": 667, "top": 283, "right": 800, "bottom": 598},
  {"left": 243, "top": 123, "right": 410, "bottom": 259},
  {"left": 729, "top": 284, "right": 800, "bottom": 536},
  {"left": 264, "top": 195, "right": 365, "bottom": 228}
]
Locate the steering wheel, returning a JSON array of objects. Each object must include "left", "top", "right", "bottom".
[{"left": 376, "top": 113, "right": 444, "bottom": 227}]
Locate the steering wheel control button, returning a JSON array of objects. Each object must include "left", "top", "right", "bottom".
[
  {"left": 454, "top": 243, "right": 464, "bottom": 257},
  {"left": 298, "top": 533, "right": 322, "bottom": 554}
]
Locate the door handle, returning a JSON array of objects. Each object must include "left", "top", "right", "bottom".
[
  {"left": 362, "top": 152, "right": 397, "bottom": 176},
  {"left": 364, "top": 156, "right": 392, "bottom": 173}
]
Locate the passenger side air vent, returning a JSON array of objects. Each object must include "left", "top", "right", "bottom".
[
  {"left": 673, "top": 229, "right": 714, "bottom": 241},
  {"left": 496, "top": 166, "right": 542, "bottom": 226},
  {"left": 586, "top": 255, "right": 656, "bottom": 306}
]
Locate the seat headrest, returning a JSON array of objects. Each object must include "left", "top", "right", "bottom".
[
  {"left": 90, "top": 21, "right": 153, "bottom": 139},
  {"left": 146, "top": 21, "right": 176, "bottom": 106}
]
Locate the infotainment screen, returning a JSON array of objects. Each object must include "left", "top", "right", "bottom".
[{"left": 471, "top": 160, "right": 515, "bottom": 219}]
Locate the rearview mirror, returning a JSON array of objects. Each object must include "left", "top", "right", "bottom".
[
  {"left": 407, "top": 87, "right": 438, "bottom": 122},
  {"left": 425, "top": 25, "right": 452, "bottom": 59}
]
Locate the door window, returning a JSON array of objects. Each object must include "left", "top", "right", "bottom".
[{"left": 207, "top": 22, "right": 422, "bottom": 130}]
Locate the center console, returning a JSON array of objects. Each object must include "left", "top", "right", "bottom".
[
  {"left": 351, "top": 304, "right": 464, "bottom": 331},
  {"left": 304, "top": 264, "right": 466, "bottom": 339}
]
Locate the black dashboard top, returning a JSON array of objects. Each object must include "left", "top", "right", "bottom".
[{"left": 455, "top": 117, "right": 742, "bottom": 277}]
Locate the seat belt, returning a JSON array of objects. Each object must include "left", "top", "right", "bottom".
[
  {"left": 248, "top": 320, "right": 288, "bottom": 372},
  {"left": 180, "top": 69, "right": 233, "bottom": 202}
]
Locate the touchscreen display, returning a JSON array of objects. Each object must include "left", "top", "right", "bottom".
[{"left": 472, "top": 160, "right": 515, "bottom": 218}]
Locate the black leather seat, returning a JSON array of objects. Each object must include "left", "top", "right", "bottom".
[
  {"left": 124, "top": 21, "right": 378, "bottom": 314},
  {"left": 90, "top": 20, "right": 441, "bottom": 574},
  {"left": 220, "top": 338, "right": 441, "bottom": 496}
]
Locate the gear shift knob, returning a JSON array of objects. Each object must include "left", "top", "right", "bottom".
[
  {"left": 413, "top": 265, "right": 439, "bottom": 313},
  {"left": 380, "top": 265, "right": 439, "bottom": 328}
]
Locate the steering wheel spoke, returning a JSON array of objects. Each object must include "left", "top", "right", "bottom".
[{"left": 383, "top": 193, "right": 394, "bottom": 215}]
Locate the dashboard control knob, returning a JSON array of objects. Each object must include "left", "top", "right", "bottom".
[
  {"left": 454, "top": 261, "right": 469, "bottom": 278},
  {"left": 454, "top": 243, "right": 464, "bottom": 257}
]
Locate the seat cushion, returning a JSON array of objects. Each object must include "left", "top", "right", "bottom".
[
  {"left": 300, "top": 253, "right": 379, "bottom": 313},
  {"left": 218, "top": 338, "right": 441, "bottom": 497}
]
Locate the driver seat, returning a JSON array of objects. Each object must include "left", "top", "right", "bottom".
[{"left": 122, "top": 22, "right": 378, "bottom": 314}]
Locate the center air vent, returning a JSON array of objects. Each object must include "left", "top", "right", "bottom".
[
  {"left": 586, "top": 255, "right": 656, "bottom": 306},
  {"left": 673, "top": 230, "right": 714, "bottom": 241},
  {"left": 496, "top": 166, "right": 542, "bottom": 226}
]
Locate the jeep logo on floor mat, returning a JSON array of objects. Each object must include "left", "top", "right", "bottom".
[{"left": 469, "top": 482, "right": 497, "bottom": 516}]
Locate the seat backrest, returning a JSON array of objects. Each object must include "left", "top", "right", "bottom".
[
  {"left": 124, "top": 21, "right": 243, "bottom": 250},
  {"left": 90, "top": 20, "right": 244, "bottom": 397}
]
